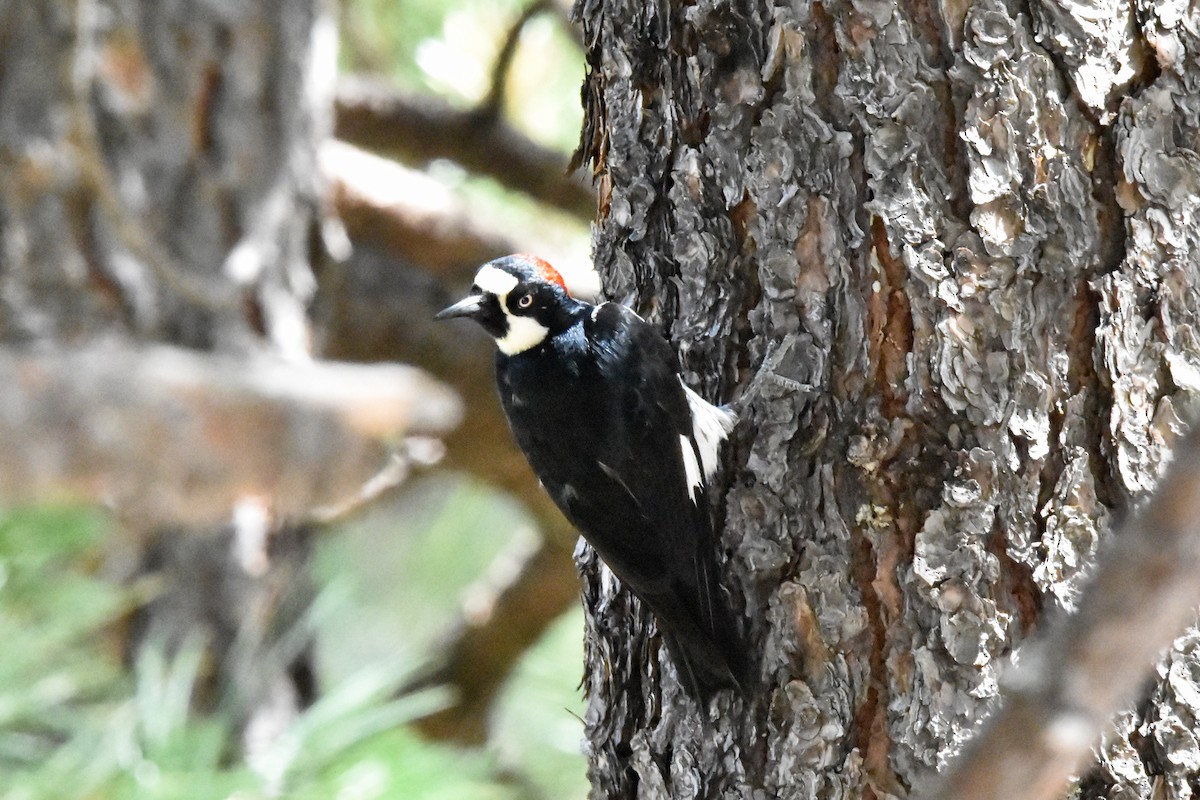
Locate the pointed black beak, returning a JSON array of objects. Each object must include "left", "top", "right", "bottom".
[{"left": 435, "top": 293, "right": 485, "bottom": 321}]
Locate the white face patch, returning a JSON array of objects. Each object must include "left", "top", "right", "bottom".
[
  {"left": 680, "top": 379, "right": 737, "bottom": 494},
  {"left": 496, "top": 315, "right": 550, "bottom": 355},
  {"left": 474, "top": 264, "right": 549, "bottom": 355}
]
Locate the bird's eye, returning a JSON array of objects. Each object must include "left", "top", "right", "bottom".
[{"left": 517, "top": 293, "right": 534, "bottom": 309}]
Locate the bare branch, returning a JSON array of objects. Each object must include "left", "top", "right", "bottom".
[
  {"left": 308, "top": 436, "right": 447, "bottom": 525},
  {"left": 926, "top": 424, "right": 1200, "bottom": 800},
  {"left": 334, "top": 76, "right": 595, "bottom": 219},
  {"left": 321, "top": 140, "right": 516, "bottom": 283},
  {"left": 0, "top": 344, "right": 461, "bottom": 527},
  {"left": 477, "top": 0, "right": 553, "bottom": 120}
]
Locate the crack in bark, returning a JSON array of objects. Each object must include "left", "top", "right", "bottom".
[
  {"left": 1082, "top": 123, "right": 1131, "bottom": 520},
  {"left": 808, "top": 2, "right": 841, "bottom": 119},
  {"left": 937, "top": 57, "right": 974, "bottom": 225},
  {"left": 869, "top": 217, "right": 914, "bottom": 418},
  {"left": 989, "top": 511, "right": 1043, "bottom": 636},
  {"left": 849, "top": 524, "right": 900, "bottom": 799}
]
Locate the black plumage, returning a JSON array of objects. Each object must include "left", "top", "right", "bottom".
[{"left": 436, "top": 255, "right": 748, "bottom": 701}]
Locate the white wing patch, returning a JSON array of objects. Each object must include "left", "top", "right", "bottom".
[
  {"left": 679, "top": 434, "right": 703, "bottom": 502},
  {"left": 680, "top": 378, "right": 737, "bottom": 487}
]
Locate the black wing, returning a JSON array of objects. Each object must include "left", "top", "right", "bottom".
[{"left": 497, "top": 303, "right": 745, "bottom": 697}]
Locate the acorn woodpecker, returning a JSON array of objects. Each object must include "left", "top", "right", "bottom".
[{"left": 436, "top": 254, "right": 749, "bottom": 701}]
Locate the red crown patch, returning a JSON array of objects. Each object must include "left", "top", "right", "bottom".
[{"left": 518, "top": 253, "right": 568, "bottom": 294}]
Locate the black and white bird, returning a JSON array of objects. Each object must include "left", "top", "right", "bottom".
[{"left": 436, "top": 253, "right": 748, "bottom": 701}]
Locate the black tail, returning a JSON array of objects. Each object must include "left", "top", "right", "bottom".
[
  {"left": 661, "top": 625, "right": 750, "bottom": 704},
  {"left": 654, "top": 559, "right": 752, "bottom": 704}
]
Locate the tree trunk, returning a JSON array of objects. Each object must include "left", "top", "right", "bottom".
[
  {"left": 0, "top": 0, "right": 330, "bottom": 351},
  {"left": 572, "top": 0, "right": 1200, "bottom": 796},
  {"left": 0, "top": 0, "right": 334, "bottom": 738}
]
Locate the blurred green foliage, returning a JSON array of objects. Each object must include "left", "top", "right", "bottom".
[
  {"left": 0, "top": 497, "right": 588, "bottom": 799},
  {"left": 317, "top": 476, "right": 589, "bottom": 800}
]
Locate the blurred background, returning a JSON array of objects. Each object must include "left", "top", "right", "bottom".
[{"left": 0, "top": 0, "right": 595, "bottom": 797}]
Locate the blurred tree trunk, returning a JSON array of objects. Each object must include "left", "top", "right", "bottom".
[
  {"left": 0, "top": 0, "right": 334, "bottom": 740},
  {"left": 573, "top": 0, "right": 1200, "bottom": 797}
]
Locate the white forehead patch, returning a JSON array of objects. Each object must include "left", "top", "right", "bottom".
[{"left": 475, "top": 265, "right": 519, "bottom": 296}]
